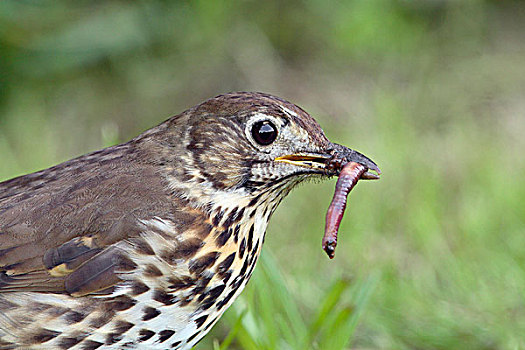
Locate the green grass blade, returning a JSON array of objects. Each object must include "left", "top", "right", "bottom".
[
  {"left": 306, "top": 278, "right": 351, "bottom": 342},
  {"left": 218, "top": 308, "right": 248, "bottom": 350},
  {"left": 316, "top": 273, "right": 379, "bottom": 349},
  {"left": 259, "top": 252, "right": 308, "bottom": 345}
]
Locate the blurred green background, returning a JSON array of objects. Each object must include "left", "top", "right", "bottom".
[{"left": 1, "top": 1, "right": 524, "bottom": 349}]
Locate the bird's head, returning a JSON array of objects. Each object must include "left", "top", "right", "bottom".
[{"left": 140, "top": 92, "right": 380, "bottom": 208}]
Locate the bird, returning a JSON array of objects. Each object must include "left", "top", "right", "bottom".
[{"left": 0, "top": 92, "right": 379, "bottom": 349}]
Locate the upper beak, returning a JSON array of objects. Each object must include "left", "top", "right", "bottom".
[{"left": 274, "top": 143, "right": 381, "bottom": 180}]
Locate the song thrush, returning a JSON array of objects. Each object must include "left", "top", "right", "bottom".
[{"left": 0, "top": 92, "right": 380, "bottom": 349}]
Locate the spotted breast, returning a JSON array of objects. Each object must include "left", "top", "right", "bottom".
[{"left": 0, "top": 92, "right": 380, "bottom": 349}]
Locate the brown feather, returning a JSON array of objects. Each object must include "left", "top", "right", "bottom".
[
  {"left": 64, "top": 247, "right": 123, "bottom": 297},
  {"left": 0, "top": 138, "right": 183, "bottom": 294},
  {"left": 0, "top": 271, "right": 65, "bottom": 293}
]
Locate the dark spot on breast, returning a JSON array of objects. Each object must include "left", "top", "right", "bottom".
[
  {"left": 207, "top": 284, "right": 226, "bottom": 301},
  {"left": 197, "top": 223, "right": 214, "bottom": 239},
  {"left": 231, "top": 270, "right": 248, "bottom": 291},
  {"left": 191, "top": 274, "right": 213, "bottom": 295},
  {"left": 162, "top": 238, "right": 203, "bottom": 262},
  {"left": 178, "top": 295, "right": 193, "bottom": 307},
  {"left": 221, "top": 270, "right": 232, "bottom": 283},
  {"left": 200, "top": 298, "right": 215, "bottom": 311},
  {"left": 138, "top": 329, "right": 155, "bottom": 342},
  {"left": 204, "top": 314, "right": 220, "bottom": 331},
  {"left": 130, "top": 237, "right": 156, "bottom": 255},
  {"left": 198, "top": 284, "right": 226, "bottom": 302},
  {"left": 248, "top": 194, "right": 262, "bottom": 207},
  {"left": 171, "top": 340, "right": 182, "bottom": 348},
  {"left": 58, "top": 335, "right": 86, "bottom": 349},
  {"left": 144, "top": 264, "right": 163, "bottom": 277},
  {"left": 153, "top": 289, "right": 175, "bottom": 305},
  {"left": 89, "top": 310, "right": 115, "bottom": 329},
  {"left": 251, "top": 240, "right": 260, "bottom": 258},
  {"left": 142, "top": 307, "right": 161, "bottom": 321},
  {"left": 239, "top": 238, "right": 246, "bottom": 259},
  {"left": 194, "top": 314, "right": 208, "bottom": 328},
  {"left": 187, "top": 331, "right": 199, "bottom": 343},
  {"left": 105, "top": 333, "right": 122, "bottom": 345},
  {"left": 245, "top": 180, "right": 266, "bottom": 190},
  {"left": 216, "top": 289, "right": 236, "bottom": 310},
  {"left": 247, "top": 225, "right": 254, "bottom": 251},
  {"left": 131, "top": 281, "right": 150, "bottom": 296},
  {"left": 222, "top": 207, "right": 237, "bottom": 228},
  {"left": 81, "top": 340, "right": 104, "bottom": 350},
  {"left": 168, "top": 276, "right": 195, "bottom": 291},
  {"left": 236, "top": 207, "right": 245, "bottom": 222},
  {"left": 64, "top": 311, "right": 87, "bottom": 324},
  {"left": 215, "top": 228, "right": 232, "bottom": 247},
  {"left": 31, "top": 329, "right": 60, "bottom": 344},
  {"left": 108, "top": 296, "right": 137, "bottom": 311},
  {"left": 216, "top": 252, "right": 235, "bottom": 276},
  {"left": 233, "top": 225, "right": 240, "bottom": 243},
  {"left": 212, "top": 207, "right": 224, "bottom": 226},
  {"left": 114, "top": 320, "right": 134, "bottom": 334},
  {"left": 181, "top": 169, "right": 193, "bottom": 182},
  {"left": 158, "top": 329, "right": 176, "bottom": 343},
  {"left": 204, "top": 202, "right": 214, "bottom": 215},
  {"left": 264, "top": 206, "right": 271, "bottom": 218},
  {"left": 189, "top": 252, "right": 220, "bottom": 275},
  {"left": 223, "top": 206, "right": 243, "bottom": 228}
]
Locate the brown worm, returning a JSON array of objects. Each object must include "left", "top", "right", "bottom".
[{"left": 323, "top": 162, "right": 367, "bottom": 259}]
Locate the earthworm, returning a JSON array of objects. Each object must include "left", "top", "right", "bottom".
[{"left": 322, "top": 162, "right": 367, "bottom": 259}]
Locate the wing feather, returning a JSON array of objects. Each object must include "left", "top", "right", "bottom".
[{"left": 0, "top": 145, "right": 178, "bottom": 296}]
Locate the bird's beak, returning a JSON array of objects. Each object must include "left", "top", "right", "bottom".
[{"left": 274, "top": 143, "right": 381, "bottom": 180}]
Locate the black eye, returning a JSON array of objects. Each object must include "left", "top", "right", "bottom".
[{"left": 251, "top": 120, "right": 278, "bottom": 146}]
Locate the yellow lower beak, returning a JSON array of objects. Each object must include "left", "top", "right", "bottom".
[{"left": 274, "top": 154, "right": 330, "bottom": 171}]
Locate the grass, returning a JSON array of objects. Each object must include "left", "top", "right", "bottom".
[
  {"left": 207, "top": 252, "right": 378, "bottom": 350},
  {"left": 1, "top": 1, "right": 525, "bottom": 349}
]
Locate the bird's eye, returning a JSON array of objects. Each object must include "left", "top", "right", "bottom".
[{"left": 251, "top": 120, "right": 278, "bottom": 146}]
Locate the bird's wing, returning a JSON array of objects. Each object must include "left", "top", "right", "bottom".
[
  {"left": 0, "top": 149, "right": 176, "bottom": 296},
  {"left": 0, "top": 213, "right": 144, "bottom": 297}
]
